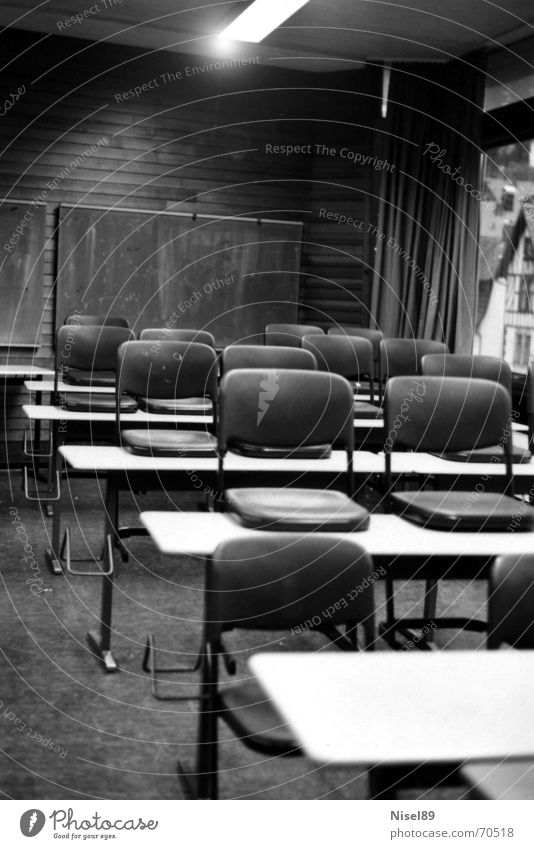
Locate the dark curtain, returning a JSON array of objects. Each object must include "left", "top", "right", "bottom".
[{"left": 370, "top": 58, "right": 486, "bottom": 352}]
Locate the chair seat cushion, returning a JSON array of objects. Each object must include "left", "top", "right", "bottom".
[
  {"left": 138, "top": 396, "right": 212, "bottom": 414},
  {"left": 228, "top": 440, "right": 331, "bottom": 460},
  {"left": 226, "top": 487, "right": 370, "bottom": 531},
  {"left": 392, "top": 490, "right": 534, "bottom": 531},
  {"left": 437, "top": 445, "right": 531, "bottom": 464},
  {"left": 219, "top": 683, "right": 298, "bottom": 754},
  {"left": 353, "top": 401, "right": 383, "bottom": 419},
  {"left": 63, "top": 393, "right": 137, "bottom": 413},
  {"left": 64, "top": 369, "right": 116, "bottom": 387},
  {"left": 121, "top": 429, "right": 217, "bottom": 457}
]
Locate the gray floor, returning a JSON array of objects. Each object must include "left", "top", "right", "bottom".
[{"left": 0, "top": 473, "right": 485, "bottom": 799}]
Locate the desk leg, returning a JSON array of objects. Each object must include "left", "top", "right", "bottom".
[
  {"left": 45, "top": 420, "right": 59, "bottom": 518},
  {"left": 45, "top": 436, "right": 65, "bottom": 575},
  {"left": 87, "top": 477, "right": 118, "bottom": 673}
]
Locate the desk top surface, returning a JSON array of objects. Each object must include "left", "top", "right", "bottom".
[
  {"left": 60, "top": 445, "right": 373, "bottom": 473},
  {"left": 249, "top": 651, "right": 534, "bottom": 765},
  {"left": 25, "top": 380, "right": 115, "bottom": 394},
  {"left": 140, "top": 510, "right": 534, "bottom": 557},
  {"left": 58, "top": 442, "right": 534, "bottom": 478},
  {"left": 24, "top": 404, "right": 382, "bottom": 430},
  {"left": 0, "top": 365, "right": 54, "bottom": 377},
  {"left": 24, "top": 404, "right": 213, "bottom": 424}
]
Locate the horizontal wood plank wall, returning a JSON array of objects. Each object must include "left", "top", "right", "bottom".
[{"left": 0, "top": 30, "right": 378, "bottom": 461}]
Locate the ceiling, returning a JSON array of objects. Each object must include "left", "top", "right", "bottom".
[{"left": 0, "top": 0, "right": 533, "bottom": 72}]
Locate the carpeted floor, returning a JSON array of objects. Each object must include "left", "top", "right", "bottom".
[{"left": 0, "top": 471, "right": 485, "bottom": 800}]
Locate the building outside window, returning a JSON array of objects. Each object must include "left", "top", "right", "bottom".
[{"left": 475, "top": 139, "right": 534, "bottom": 375}]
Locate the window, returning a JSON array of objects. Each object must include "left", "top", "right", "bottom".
[{"left": 475, "top": 139, "right": 534, "bottom": 374}]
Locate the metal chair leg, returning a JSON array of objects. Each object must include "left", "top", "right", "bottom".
[
  {"left": 22, "top": 467, "right": 61, "bottom": 502},
  {"left": 142, "top": 633, "right": 203, "bottom": 701}
]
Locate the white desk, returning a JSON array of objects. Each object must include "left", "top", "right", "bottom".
[
  {"left": 385, "top": 448, "right": 533, "bottom": 479},
  {"left": 0, "top": 365, "right": 54, "bottom": 378},
  {"left": 59, "top": 445, "right": 376, "bottom": 474},
  {"left": 249, "top": 651, "right": 534, "bottom": 768},
  {"left": 23, "top": 404, "right": 213, "bottom": 424},
  {"left": 25, "top": 379, "right": 115, "bottom": 394},
  {"left": 56, "top": 448, "right": 378, "bottom": 672},
  {"left": 141, "top": 510, "right": 534, "bottom": 559}
]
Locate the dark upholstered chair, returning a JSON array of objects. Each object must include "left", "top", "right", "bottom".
[
  {"left": 302, "top": 334, "right": 382, "bottom": 419},
  {"left": 328, "top": 326, "right": 383, "bottom": 377},
  {"left": 380, "top": 338, "right": 449, "bottom": 384},
  {"left": 55, "top": 324, "right": 137, "bottom": 412},
  {"left": 381, "top": 376, "right": 534, "bottom": 646},
  {"left": 218, "top": 369, "right": 368, "bottom": 531},
  {"left": 421, "top": 354, "right": 529, "bottom": 464},
  {"left": 177, "top": 533, "right": 376, "bottom": 799},
  {"left": 116, "top": 340, "right": 218, "bottom": 456}
]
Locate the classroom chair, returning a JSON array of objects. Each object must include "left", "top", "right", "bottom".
[
  {"left": 302, "top": 334, "right": 382, "bottom": 419},
  {"left": 24, "top": 324, "right": 136, "bottom": 477},
  {"left": 379, "top": 337, "right": 449, "bottom": 388},
  {"left": 221, "top": 344, "right": 317, "bottom": 374},
  {"left": 328, "top": 326, "right": 383, "bottom": 377},
  {"left": 218, "top": 369, "right": 369, "bottom": 531},
  {"left": 64, "top": 314, "right": 130, "bottom": 327},
  {"left": 176, "top": 533, "right": 375, "bottom": 799},
  {"left": 139, "top": 328, "right": 216, "bottom": 348},
  {"left": 381, "top": 376, "right": 534, "bottom": 646},
  {"left": 461, "top": 554, "right": 534, "bottom": 799},
  {"left": 421, "top": 354, "right": 530, "bottom": 463},
  {"left": 421, "top": 353, "right": 512, "bottom": 391},
  {"left": 55, "top": 325, "right": 137, "bottom": 411},
  {"left": 264, "top": 323, "right": 324, "bottom": 347},
  {"left": 116, "top": 340, "right": 218, "bottom": 456}
]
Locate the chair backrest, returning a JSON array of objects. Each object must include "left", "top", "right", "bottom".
[
  {"left": 302, "top": 334, "right": 374, "bottom": 384},
  {"left": 421, "top": 354, "right": 512, "bottom": 396},
  {"left": 328, "top": 326, "right": 383, "bottom": 360},
  {"left": 139, "top": 328, "right": 216, "bottom": 348},
  {"left": 116, "top": 340, "right": 218, "bottom": 437},
  {"left": 380, "top": 338, "right": 449, "bottom": 381},
  {"left": 219, "top": 369, "right": 354, "bottom": 454},
  {"left": 488, "top": 555, "right": 534, "bottom": 648},
  {"left": 265, "top": 323, "right": 324, "bottom": 347},
  {"left": 385, "top": 375, "right": 512, "bottom": 454},
  {"left": 384, "top": 375, "right": 514, "bottom": 493},
  {"left": 222, "top": 344, "right": 317, "bottom": 374},
  {"left": 206, "top": 534, "right": 375, "bottom": 649},
  {"left": 64, "top": 314, "right": 130, "bottom": 328},
  {"left": 56, "top": 325, "right": 134, "bottom": 375}
]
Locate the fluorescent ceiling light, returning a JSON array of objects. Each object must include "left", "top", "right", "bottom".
[{"left": 218, "top": 0, "right": 310, "bottom": 44}]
